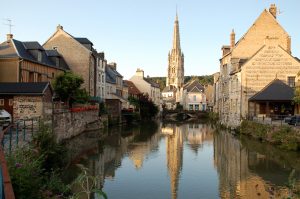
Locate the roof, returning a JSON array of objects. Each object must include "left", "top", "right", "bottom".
[
  {"left": 74, "top": 37, "right": 93, "bottom": 45},
  {"left": 162, "top": 85, "right": 177, "bottom": 93},
  {"left": 123, "top": 80, "right": 141, "bottom": 96},
  {"left": 105, "top": 65, "right": 123, "bottom": 84},
  {"left": 249, "top": 79, "right": 294, "bottom": 101},
  {"left": 45, "top": 50, "right": 60, "bottom": 57},
  {"left": 0, "top": 39, "right": 69, "bottom": 71},
  {"left": 184, "top": 79, "right": 205, "bottom": 92},
  {"left": 144, "top": 78, "right": 160, "bottom": 88},
  {"left": 0, "top": 82, "right": 51, "bottom": 95}
]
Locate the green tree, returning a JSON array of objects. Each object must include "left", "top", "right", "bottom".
[{"left": 53, "top": 71, "right": 88, "bottom": 106}]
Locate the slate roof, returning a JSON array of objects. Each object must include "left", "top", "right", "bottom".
[
  {"left": 123, "top": 80, "right": 141, "bottom": 96},
  {"left": 144, "top": 78, "right": 160, "bottom": 88},
  {"left": 45, "top": 50, "right": 60, "bottom": 57},
  {"left": 74, "top": 38, "right": 93, "bottom": 45},
  {"left": 184, "top": 79, "right": 204, "bottom": 92},
  {"left": 0, "top": 39, "right": 69, "bottom": 70},
  {"left": 105, "top": 65, "right": 123, "bottom": 84},
  {"left": 162, "top": 85, "right": 177, "bottom": 93},
  {"left": 249, "top": 79, "right": 294, "bottom": 101},
  {"left": 0, "top": 82, "right": 51, "bottom": 95}
]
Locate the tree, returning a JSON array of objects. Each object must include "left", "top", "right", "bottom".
[
  {"left": 53, "top": 71, "right": 88, "bottom": 106},
  {"left": 128, "top": 94, "right": 159, "bottom": 120}
]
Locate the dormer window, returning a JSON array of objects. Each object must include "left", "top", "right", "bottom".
[
  {"left": 37, "top": 51, "right": 42, "bottom": 62},
  {"left": 56, "top": 57, "right": 60, "bottom": 67}
]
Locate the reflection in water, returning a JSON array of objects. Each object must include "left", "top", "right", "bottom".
[{"left": 66, "top": 122, "right": 300, "bottom": 199}]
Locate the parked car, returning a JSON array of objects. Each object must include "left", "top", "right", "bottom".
[
  {"left": 0, "top": 109, "right": 12, "bottom": 128},
  {"left": 288, "top": 115, "right": 300, "bottom": 126}
]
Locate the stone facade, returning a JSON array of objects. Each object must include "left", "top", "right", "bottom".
[
  {"left": 214, "top": 4, "right": 300, "bottom": 127},
  {"left": 166, "top": 13, "right": 184, "bottom": 89},
  {"left": 43, "top": 25, "right": 98, "bottom": 96},
  {"left": 129, "top": 69, "right": 161, "bottom": 106},
  {"left": 53, "top": 110, "right": 99, "bottom": 141}
]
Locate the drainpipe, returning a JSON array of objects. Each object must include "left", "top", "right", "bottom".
[{"left": 18, "top": 59, "right": 23, "bottom": 82}]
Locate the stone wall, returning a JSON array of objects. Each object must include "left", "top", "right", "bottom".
[{"left": 53, "top": 110, "right": 100, "bottom": 141}]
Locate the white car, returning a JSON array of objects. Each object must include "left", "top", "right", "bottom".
[{"left": 0, "top": 109, "right": 12, "bottom": 127}]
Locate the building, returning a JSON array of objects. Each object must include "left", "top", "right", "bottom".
[
  {"left": 214, "top": 4, "right": 300, "bottom": 127},
  {"left": 0, "top": 34, "right": 68, "bottom": 83},
  {"left": 204, "top": 84, "right": 214, "bottom": 111},
  {"left": 129, "top": 68, "right": 161, "bottom": 107},
  {"left": 166, "top": 12, "right": 184, "bottom": 89},
  {"left": 43, "top": 25, "right": 105, "bottom": 97},
  {"left": 105, "top": 63, "right": 128, "bottom": 108},
  {"left": 179, "top": 79, "right": 207, "bottom": 111},
  {"left": 0, "top": 82, "right": 53, "bottom": 121},
  {"left": 123, "top": 80, "right": 141, "bottom": 99},
  {"left": 162, "top": 85, "right": 177, "bottom": 110}
]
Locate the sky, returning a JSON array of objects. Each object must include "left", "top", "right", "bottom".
[{"left": 1, "top": 0, "right": 300, "bottom": 79}]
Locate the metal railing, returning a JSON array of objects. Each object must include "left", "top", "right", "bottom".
[{"left": 0, "top": 117, "right": 41, "bottom": 199}]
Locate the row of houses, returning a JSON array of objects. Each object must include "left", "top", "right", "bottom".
[
  {"left": 0, "top": 25, "right": 162, "bottom": 121},
  {"left": 213, "top": 4, "right": 300, "bottom": 127}
]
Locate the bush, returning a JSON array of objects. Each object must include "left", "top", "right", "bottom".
[{"left": 240, "top": 120, "right": 271, "bottom": 140}]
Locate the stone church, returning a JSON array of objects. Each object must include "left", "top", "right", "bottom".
[{"left": 214, "top": 4, "right": 300, "bottom": 127}]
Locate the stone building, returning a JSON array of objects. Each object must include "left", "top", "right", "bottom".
[
  {"left": 129, "top": 68, "right": 161, "bottom": 107},
  {"left": 214, "top": 4, "right": 300, "bottom": 127},
  {"left": 166, "top": 13, "right": 184, "bottom": 89},
  {"left": 0, "top": 82, "right": 53, "bottom": 121},
  {"left": 43, "top": 25, "right": 106, "bottom": 98},
  {"left": 0, "top": 34, "right": 68, "bottom": 83}
]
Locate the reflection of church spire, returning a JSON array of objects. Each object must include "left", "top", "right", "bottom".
[{"left": 166, "top": 126, "right": 183, "bottom": 199}]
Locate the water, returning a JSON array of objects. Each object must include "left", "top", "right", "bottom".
[{"left": 66, "top": 121, "right": 300, "bottom": 199}]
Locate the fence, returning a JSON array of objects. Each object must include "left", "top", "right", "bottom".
[
  {"left": 250, "top": 114, "right": 293, "bottom": 126},
  {"left": 0, "top": 117, "right": 41, "bottom": 199}
]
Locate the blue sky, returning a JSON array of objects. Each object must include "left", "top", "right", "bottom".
[{"left": 1, "top": 0, "right": 299, "bottom": 79}]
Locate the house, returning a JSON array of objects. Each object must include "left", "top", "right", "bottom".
[
  {"left": 214, "top": 4, "right": 300, "bottom": 127},
  {"left": 162, "top": 85, "right": 177, "bottom": 110},
  {"left": 0, "top": 34, "right": 68, "bottom": 83},
  {"left": 123, "top": 80, "right": 141, "bottom": 110},
  {"left": 0, "top": 82, "right": 53, "bottom": 122},
  {"left": 105, "top": 63, "right": 128, "bottom": 109},
  {"left": 43, "top": 25, "right": 106, "bottom": 98},
  {"left": 129, "top": 68, "right": 161, "bottom": 107},
  {"left": 179, "top": 79, "right": 206, "bottom": 111}
]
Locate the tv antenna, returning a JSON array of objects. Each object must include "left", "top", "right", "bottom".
[{"left": 3, "top": 18, "right": 14, "bottom": 34}]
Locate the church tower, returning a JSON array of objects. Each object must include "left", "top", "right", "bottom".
[{"left": 166, "top": 12, "right": 184, "bottom": 88}]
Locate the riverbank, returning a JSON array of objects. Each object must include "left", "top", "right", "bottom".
[{"left": 236, "top": 120, "right": 300, "bottom": 151}]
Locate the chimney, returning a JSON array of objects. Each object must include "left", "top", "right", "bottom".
[
  {"left": 230, "top": 29, "right": 235, "bottom": 49},
  {"left": 269, "top": 4, "right": 277, "bottom": 18},
  {"left": 57, "top": 24, "right": 63, "bottom": 30},
  {"left": 109, "top": 62, "right": 117, "bottom": 70},
  {"left": 6, "top": 34, "right": 13, "bottom": 41},
  {"left": 136, "top": 68, "right": 144, "bottom": 78}
]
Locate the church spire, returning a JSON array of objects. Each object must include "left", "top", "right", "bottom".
[{"left": 172, "top": 11, "right": 181, "bottom": 51}]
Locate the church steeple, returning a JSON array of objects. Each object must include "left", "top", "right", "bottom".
[
  {"left": 166, "top": 11, "right": 184, "bottom": 89},
  {"left": 172, "top": 12, "right": 181, "bottom": 51}
]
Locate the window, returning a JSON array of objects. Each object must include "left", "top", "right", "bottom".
[
  {"left": 29, "top": 72, "right": 34, "bottom": 82},
  {"left": 195, "top": 104, "right": 199, "bottom": 111},
  {"left": 0, "top": 99, "right": 4, "bottom": 106},
  {"left": 9, "top": 99, "right": 13, "bottom": 106},
  {"left": 56, "top": 58, "right": 59, "bottom": 67},
  {"left": 189, "top": 104, "right": 193, "bottom": 110},
  {"left": 193, "top": 95, "right": 197, "bottom": 101},
  {"left": 52, "top": 73, "right": 55, "bottom": 78},
  {"left": 288, "top": 76, "right": 296, "bottom": 87}
]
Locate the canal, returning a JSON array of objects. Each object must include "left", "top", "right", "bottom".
[{"left": 65, "top": 121, "right": 300, "bottom": 199}]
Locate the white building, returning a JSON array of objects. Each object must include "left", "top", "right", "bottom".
[
  {"left": 179, "top": 80, "right": 207, "bottom": 111},
  {"left": 129, "top": 68, "right": 161, "bottom": 107}
]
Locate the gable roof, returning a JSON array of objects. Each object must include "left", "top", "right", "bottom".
[
  {"left": 0, "top": 39, "right": 69, "bottom": 70},
  {"left": 144, "top": 78, "right": 160, "bottom": 88},
  {"left": 222, "top": 8, "right": 289, "bottom": 59},
  {"left": 162, "top": 85, "right": 177, "bottom": 93},
  {"left": 0, "top": 82, "right": 52, "bottom": 95},
  {"left": 249, "top": 79, "right": 294, "bottom": 101},
  {"left": 184, "top": 79, "right": 204, "bottom": 92}
]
